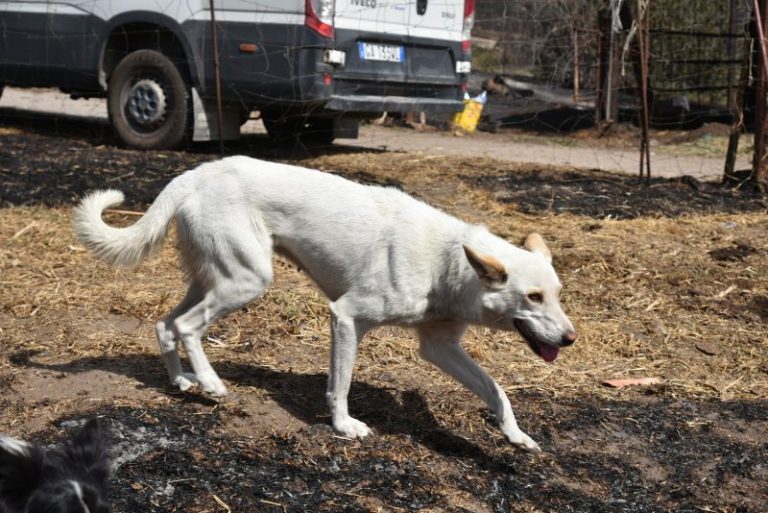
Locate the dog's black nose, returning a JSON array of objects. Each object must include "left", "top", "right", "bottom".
[{"left": 561, "top": 330, "right": 578, "bottom": 346}]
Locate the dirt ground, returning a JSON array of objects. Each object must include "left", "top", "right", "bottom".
[{"left": 1, "top": 114, "right": 767, "bottom": 513}]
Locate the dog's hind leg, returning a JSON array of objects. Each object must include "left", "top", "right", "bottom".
[
  {"left": 172, "top": 278, "right": 270, "bottom": 396},
  {"left": 168, "top": 211, "right": 274, "bottom": 396},
  {"left": 418, "top": 323, "right": 541, "bottom": 451},
  {"left": 155, "top": 282, "right": 204, "bottom": 392},
  {"left": 172, "top": 239, "right": 273, "bottom": 396},
  {"left": 326, "top": 301, "right": 371, "bottom": 438}
]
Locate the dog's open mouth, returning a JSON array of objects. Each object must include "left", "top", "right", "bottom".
[{"left": 513, "top": 319, "right": 560, "bottom": 363}]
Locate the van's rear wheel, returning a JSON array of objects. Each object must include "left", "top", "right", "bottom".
[
  {"left": 300, "top": 117, "right": 335, "bottom": 145},
  {"left": 261, "top": 112, "right": 299, "bottom": 143},
  {"left": 262, "top": 112, "right": 335, "bottom": 145},
  {"left": 108, "top": 50, "right": 189, "bottom": 150}
]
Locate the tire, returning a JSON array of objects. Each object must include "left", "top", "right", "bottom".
[
  {"left": 0, "top": 83, "right": 4, "bottom": 100},
  {"left": 237, "top": 105, "right": 253, "bottom": 126},
  {"left": 261, "top": 111, "right": 301, "bottom": 143},
  {"left": 301, "top": 117, "right": 335, "bottom": 145},
  {"left": 262, "top": 111, "right": 335, "bottom": 146},
  {"left": 107, "top": 50, "right": 190, "bottom": 150}
]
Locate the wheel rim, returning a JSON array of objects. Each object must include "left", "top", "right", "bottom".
[{"left": 123, "top": 78, "right": 168, "bottom": 132}]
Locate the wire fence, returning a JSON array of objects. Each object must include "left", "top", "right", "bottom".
[{"left": 473, "top": 0, "right": 753, "bottom": 121}]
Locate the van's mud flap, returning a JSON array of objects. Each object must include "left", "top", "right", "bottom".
[
  {"left": 192, "top": 88, "right": 242, "bottom": 142},
  {"left": 334, "top": 117, "right": 359, "bottom": 139}
]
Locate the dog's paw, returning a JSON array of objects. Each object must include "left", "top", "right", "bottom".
[
  {"left": 333, "top": 417, "right": 371, "bottom": 439},
  {"left": 505, "top": 431, "right": 542, "bottom": 452},
  {"left": 173, "top": 373, "right": 198, "bottom": 392},
  {"left": 197, "top": 373, "right": 229, "bottom": 397}
]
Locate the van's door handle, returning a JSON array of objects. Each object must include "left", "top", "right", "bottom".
[{"left": 416, "top": 0, "right": 428, "bottom": 16}]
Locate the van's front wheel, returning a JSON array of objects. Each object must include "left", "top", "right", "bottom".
[{"left": 108, "top": 50, "right": 190, "bottom": 150}]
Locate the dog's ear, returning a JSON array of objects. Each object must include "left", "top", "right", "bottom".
[
  {"left": 463, "top": 245, "right": 508, "bottom": 289},
  {"left": 522, "top": 233, "right": 552, "bottom": 263},
  {"left": 64, "top": 419, "right": 110, "bottom": 487}
]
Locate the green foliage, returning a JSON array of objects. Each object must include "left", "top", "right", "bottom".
[
  {"left": 648, "top": 0, "right": 745, "bottom": 106},
  {"left": 650, "top": 0, "right": 729, "bottom": 31},
  {"left": 471, "top": 46, "right": 504, "bottom": 73}
]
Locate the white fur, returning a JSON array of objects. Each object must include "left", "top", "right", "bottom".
[
  {"left": 69, "top": 481, "right": 91, "bottom": 513},
  {"left": 74, "top": 156, "right": 576, "bottom": 450},
  {"left": 0, "top": 436, "right": 30, "bottom": 457}
]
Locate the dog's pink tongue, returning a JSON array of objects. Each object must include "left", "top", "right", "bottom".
[{"left": 539, "top": 344, "right": 559, "bottom": 363}]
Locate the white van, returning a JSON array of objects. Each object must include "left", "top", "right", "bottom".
[{"left": 0, "top": 0, "right": 474, "bottom": 149}]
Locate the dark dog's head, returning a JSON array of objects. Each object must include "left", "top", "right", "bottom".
[{"left": 0, "top": 419, "right": 111, "bottom": 513}]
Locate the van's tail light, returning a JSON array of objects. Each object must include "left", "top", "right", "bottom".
[
  {"left": 306, "top": 0, "right": 335, "bottom": 38},
  {"left": 462, "top": 0, "right": 475, "bottom": 51}
]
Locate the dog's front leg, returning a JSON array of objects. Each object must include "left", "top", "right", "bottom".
[
  {"left": 327, "top": 305, "right": 371, "bottom": 438},
  {"left": 418, "top": 323, "right": 541, "bottom": 451}
]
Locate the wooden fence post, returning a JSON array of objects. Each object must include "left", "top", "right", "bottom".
[
  {"left": 637, "top": 0, "right": 652, "bottom": 182},
  {"left": 596, "top": 5, "right": 619, "bottom": 126},
  {"left": 753, "top": 0, "right": 768, "bottom": 191}
]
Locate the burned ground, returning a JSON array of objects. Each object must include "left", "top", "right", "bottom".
[
  {"left": 8, "top": 392, "right": 765, "bottom": 513},
  {"left": 1, "top": 121, "right": 767, "bottom": 512},
  {"left": 467, "top": 167, "right": 766, "bottom": 219}
]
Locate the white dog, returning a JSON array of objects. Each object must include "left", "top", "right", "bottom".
[{"left": 74, "top": 156, "right": 576, "bottom": 451}]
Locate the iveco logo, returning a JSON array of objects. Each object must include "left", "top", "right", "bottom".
[{"left": 351, "top": 0, "right": 377, "bottom": 7}]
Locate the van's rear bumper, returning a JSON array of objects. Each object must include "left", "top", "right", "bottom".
[
  {"left": 321, "top": 28, "right": 467, "bottom": 115},
  {"left": 190, "top": 23, "right": 468, "bottom": 115},
  {"left": 325, "top": 94, "right": 463, "bottom": 113}
]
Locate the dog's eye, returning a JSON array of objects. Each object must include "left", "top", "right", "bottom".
[{"left": 527, "top": 292, "right": 544, "bottom": 303}]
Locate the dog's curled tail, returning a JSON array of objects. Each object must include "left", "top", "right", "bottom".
[{"left": 74, "top": 185, "right": 180, "bottom": 268}]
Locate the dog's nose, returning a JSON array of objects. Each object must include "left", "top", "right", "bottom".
[{"left": 561, "top": 330, "right": 578, "bottom": 346}]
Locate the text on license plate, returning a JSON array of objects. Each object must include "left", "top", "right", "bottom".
[{"left": 358, "top": 42, "right": 404, "bottom": 63}]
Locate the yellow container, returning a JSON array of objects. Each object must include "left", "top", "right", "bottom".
[
  {"left": 450, "top": 99, "right": 469, "bottom": 127},
  {"left": 452, "top": 97, "right": 484, "bottom": 133}
]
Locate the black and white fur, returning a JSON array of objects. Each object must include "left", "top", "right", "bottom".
[{"left": 0, "top": 419, "right": 111, "bottom": 513}]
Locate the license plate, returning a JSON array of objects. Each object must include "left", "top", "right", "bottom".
[{"left": 358, "top": 42, "right": 404, "bottom": 63}]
